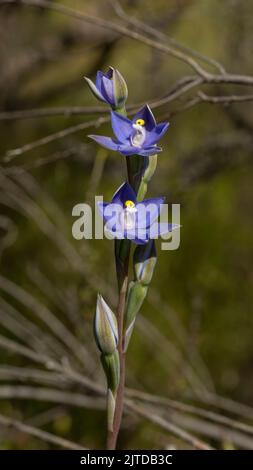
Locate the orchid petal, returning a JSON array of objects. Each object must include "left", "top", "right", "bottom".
[
  {"left": 88, "top": 135, "right": 119, "bottom": 151},
  {"left": 133, "top": 105, "right": 156, "bottom": 131},
  {"left": 101, "top": 76, "right": 115, "bottom": 106},
  {"left": 136, "top": 197, "right": 165, "bottom": 228},
  {"left": 111, "top": 111, "right": 133, "bottom": 142},
  {"left": 112, "top": 182, "right": 136, "bottom": 206},
  {"left": 145, "top": 122, "right": 170, "bottom": 146}
]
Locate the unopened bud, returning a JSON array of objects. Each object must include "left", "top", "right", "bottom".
[
  {"left": 134, "top": 240, "right": 157, "bottom": 285},
  {"left": 94, "top": 294, "right": 118, "bottom": 355},
  {"left": 100, "top": 350, "right": 120, "bottom": 393},
  {"left": 112, "top": 68, "right": 128, "bottom": 109},
  {"left": 125, "top": 281, "right": 148, "bottom": 331}
]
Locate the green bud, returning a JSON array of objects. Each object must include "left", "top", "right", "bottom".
[
  {"left": 107, "top": 389, "right": 116, "bottom": 431},
  {"left": 100, "top": 350, "right": 120, "bottom": 393},
  {"left": 137, "top": 155, "right": 157, "bottom": 200},
  {"left": 125, "top": 281, "right": 148, "bottom": 331},
  {"left": 94, "top": 294, "right": 118, "bottom": 355},
  {"left": 124, "top": 319, "right": 136, "bottom": 352},
  {"left": 134, "top": 240, "right": 157, "bottom": 285},
  {"left": 112, "top": 68, "right": 128, "bottom": 110}
]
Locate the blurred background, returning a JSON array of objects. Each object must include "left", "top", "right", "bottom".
[{"left": 0, "top": 0, "right": 253, "bottom": 450}]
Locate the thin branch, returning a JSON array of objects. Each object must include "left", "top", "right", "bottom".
[
  {"left": 126, "top": 400, "right": 213, "bottom": 450},
  {"left": 0, "top": 0, "right": 212, "bottom": 79},
  {"left": 197, "top": 91, "right": 253, "bottom": 104},
  {"left": 0, "top": 106, "right": 108, "bottom": 120},
  {"left": 0, "top": 385, "right": 104, "bottom": 410},
  {"left": 0, "top": 412, "right": 85, "bottom": 449},
  {"left": 127, "top": 389, "right": 253, "bottom": 437},
  {"left": 110, "top": 0, "right": 226, "bottom": 74},
  {"left": 3, "top": 116, "right": 109, "bottom": 162}
]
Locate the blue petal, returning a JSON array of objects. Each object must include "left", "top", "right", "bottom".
[
  {"left": 145, "top": 122, "right": 170, "bottom": 146},
  {"left": 95, "top": 71, "right": 103, "bottom": 92},
  {"left": 117, "top": 144, "right": 140, "bottom": 156},
  {"left": 111, "top": 111, "right": 133, "bottom": 142},
  {"left": 105, "top": 67, "right": 114, "bottom": 79},
  {"left": 136, "top": 197, "right": 165, "bottom": 228},
  {"left": 97, "top": 202, "right": 111, "bottom": 223},
  {"left": 112, "top": 182, "right": 136, "bottom": 206},
  {"left": 138, "top": 146, "right": 162, "bottom": 156},
  {"left": 84, "top": 76, "right": 105, "bottom": 102},
  {"left": 101, "top": 76, "right": 115, "bottom": 106},
  {"left": 149, "top": 222, "right": 180, "bottom": 238},
  {"left": 88, "top": 135, "right": 119, "bottom": 151},
  {"left": 133, "top": 105, "right": 156, "bottom": 131},
  {"left": 125, "top": 227, "right": 149, "bottom": 244}
]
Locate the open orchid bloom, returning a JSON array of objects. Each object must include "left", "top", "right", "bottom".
[
  {"left": 89, "top": 105, "right": 169, "bottom": 157},
  {"left": 97, "top": 182, "right": 178, "bottom": 244},
  {"left": 84, "top": 67, "right": 128, "bottom": 108}
]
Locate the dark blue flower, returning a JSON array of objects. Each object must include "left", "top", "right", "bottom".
[
  {"left": 84, "top": 67, "right": 128, "bottom": 108},
  {"left": 97, "top": 182, "right": 178, "bottom": 245},
  {"left": 89, "top": 105, "right": 169, "bottom": 157}
]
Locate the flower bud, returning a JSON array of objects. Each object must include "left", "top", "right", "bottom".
[
  {"left": 137, "top": 155, "right": 157, "bottom": 200},
  {"left": 134, "top": 240, "right": 157, "bottom": 285},
  {"left": 84, "top": 67, "right": 128, "bottom": 109},
  {"left": 84, "top": 76, "right": 104, "bottom": 102},
  {"left": 112, "top": 68, "right": 128, "bottom": 109},
  {"left": 100, "top": 350, "right": 120, "bottom": 393},
  {"left": 124, "top": 281, "right": 148, "bottom": 331},
  {"left": 94, "top": 294, "right": 118, "bottom": 355}
]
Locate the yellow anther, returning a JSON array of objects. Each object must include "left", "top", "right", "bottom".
[
  {"left": 125, "top": 200, "right": 135, "bottom": 209},
  {"left": 135, "top": 118, "right": 145, "bottom": 126}
]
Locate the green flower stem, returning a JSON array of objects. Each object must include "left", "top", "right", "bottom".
[
  {"left": 100, "top": 350, "right": 120, "bottom": 432},
  {"left": 107, "top": 239, "right": 130, "bottom": 450},
  {"left": 105, "top": 103, "right": 129, "bottom": 450},
  {"left": 124, "top": 241, "right": 157, "bottom": 350}
]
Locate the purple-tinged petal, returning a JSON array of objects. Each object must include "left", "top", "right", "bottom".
[
  {"left": 105, "top": 67, "right": 114, "bottom": 79},
  {"left": 133, "top": 105, "right": 156, "bottom": 131},
  {"left": 138, "top": 146, "right": 162, "bottom": 156},
  {"left": 136, "top": 197, "right": 165, "bottom": 228},
  {"left": 145, "top": 122, "right": 170, "bottom": 146},
  {"left": 111, "top": 111, "right": 133, "bottom": 142},
  {"left": 95, "top": 71, "right": 104, "bottom": 92},
  {"left": 112, "top": 182, "right": 136, "bottom": 206},
  {"left": 125, "top": 227, "right": 149, "bottom": 244},
  {"left": 84, "top": 76, "right": 105, "bottom": 102},
  {"left": 101, "top": 76, "right": 115, "bottom": 106},
  {"left": 97, "top": 202, "right": 114, "bottom": 224},
  {"left": 149, "top": 222, "right": 180, "bottom": 238},
  {"left": 88, "top": 135, "right": 119, "bottom": 151},
  {"left": 117, "top": 144, "right": 140, "bottom": 156}
]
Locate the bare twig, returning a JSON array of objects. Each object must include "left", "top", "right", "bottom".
[
  {"left": 110, "top": 0, "right": 226, "bottom": 74},
  {"left": 126, "top": 400, "right": 213, "bottom": 450},
  {"left": 0, "top": 412, "right": 85, "bottom": 449},
  {"left": 197, "top": 91, "right": 253, "bottom": 104},
  {"left": 3, "top": 116, "right": 109, "bottom": 162}
]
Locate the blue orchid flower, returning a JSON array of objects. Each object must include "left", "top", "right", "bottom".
[
  {"left": 97, "top": 182, "right": 178, "bottom": 245},
  {"left": 84, "top": 67, "right": 128, "bottom": 108},
  {"left": 89, "top": 105, "right": 169, "bottom": 157}
]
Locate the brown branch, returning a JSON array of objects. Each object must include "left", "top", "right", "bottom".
[
  {"left": 0, "top": 105, "right": 108, "bottom": 120},
  {"left": 126, "top": 400, "right": 213, "bottom": 450},
  {"left": 3, "top": 116, "right": 109, "bottom": 162},
  {"left": 0, "top": 412, "right": 85, "bottom": 449},
  {"left": 110, "top": 0, "right": 226, "bottom": 74},
  {"left": 197, "top": 91, "right": 253, "bottom": 104}
]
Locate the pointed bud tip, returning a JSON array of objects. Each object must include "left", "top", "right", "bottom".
[{"left": 94, "top": 295, "right": 118, "bottom": 355}]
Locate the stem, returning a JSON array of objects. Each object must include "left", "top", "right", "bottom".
[{"left": 106, "top": 244, "right": 129, "bottom": 450}]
